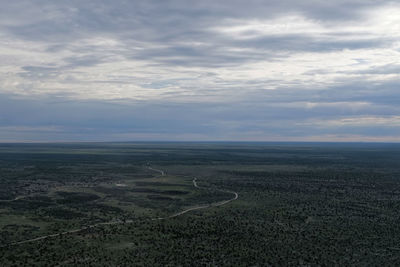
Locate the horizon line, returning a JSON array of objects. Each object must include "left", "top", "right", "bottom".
[{"left": 0, "top": 140, "right": 399, "bottom": 144}]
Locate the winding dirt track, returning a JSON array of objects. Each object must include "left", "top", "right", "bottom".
[{"left": 1, "top": 166, "right": 238, "bottom": 247}]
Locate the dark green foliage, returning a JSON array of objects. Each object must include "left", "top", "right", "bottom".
[
  {"left": 43, "top": 208, "right": 84, "bottom": 220},
  {"left": 56, "top": 192, "right": 100, "bottom": 204},
  {"left": 0, "top": 142, "right": 400, "bottom": 266}
]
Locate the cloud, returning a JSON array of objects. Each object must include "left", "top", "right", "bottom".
[{"left": 0, "top": 1, "right": 399, "bottom": 141}]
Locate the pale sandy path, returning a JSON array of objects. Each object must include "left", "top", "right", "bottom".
[{"left": 1, "top": 166, "right": 238, "bottom": 247}]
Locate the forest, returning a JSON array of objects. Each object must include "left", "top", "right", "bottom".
[{"left": 1, "top": 142, "right": 400, "bottom": 266}]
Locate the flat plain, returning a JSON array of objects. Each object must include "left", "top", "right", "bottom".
[{"left": 1, "top": 142, "right": 400, "bottom": 266}]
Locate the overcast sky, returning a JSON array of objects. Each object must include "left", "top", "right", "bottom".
[{"left": 0, "top": 0, "right": 399, "bottom": 142}]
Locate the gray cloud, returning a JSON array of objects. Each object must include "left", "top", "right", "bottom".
[{"left": 0, "top": 0, "right": 399, "bottom": 141}]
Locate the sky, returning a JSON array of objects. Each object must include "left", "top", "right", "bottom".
[{"left": 0, "top": 0, "right": 399, "bottom": 142}]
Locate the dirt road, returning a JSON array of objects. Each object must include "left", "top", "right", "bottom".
[{"left": 2, "top": 166, "right": 238, "bottom": 247}]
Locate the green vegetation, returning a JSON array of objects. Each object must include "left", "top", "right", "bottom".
[{"left": 1, "top": 142, "right": 400, "bottom": 266}]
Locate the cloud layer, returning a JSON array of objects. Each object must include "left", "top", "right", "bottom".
[{"left": 0, "top": 0, "right": 399, "bottom": 141}]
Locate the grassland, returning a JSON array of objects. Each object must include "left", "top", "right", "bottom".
[{"left": 1, "top": 142, "right": 400, "bottom": 266}]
